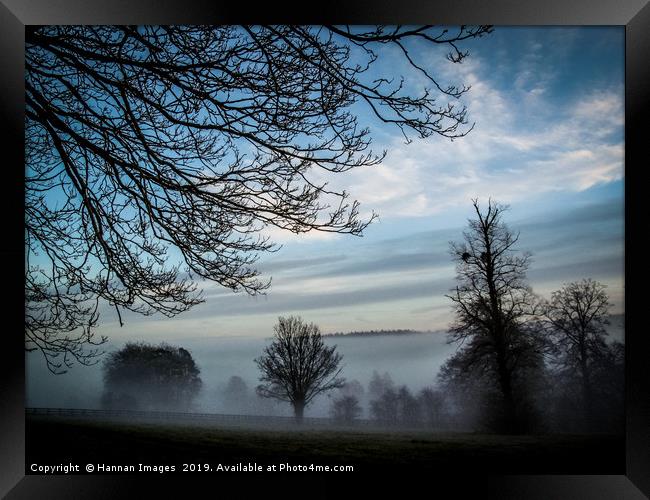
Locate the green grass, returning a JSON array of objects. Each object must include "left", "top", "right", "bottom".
[{"left": 26, "top": 415, "right": 624, "bottom": 474}]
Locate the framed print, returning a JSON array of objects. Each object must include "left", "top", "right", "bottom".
[{"left": 2, "top": 1, "right": 649, "bottom": 498}]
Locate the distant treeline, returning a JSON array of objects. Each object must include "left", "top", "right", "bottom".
[{"left": 323, "top": 329, "right": 434, "bottom": 338}]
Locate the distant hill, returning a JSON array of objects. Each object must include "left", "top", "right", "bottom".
[{"left": 322, "top": 329, "right": 438, "bottom": 338}]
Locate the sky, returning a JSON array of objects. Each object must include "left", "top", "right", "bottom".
[{"left": 81, "top": 26, "right": 624, "bottom": 345}]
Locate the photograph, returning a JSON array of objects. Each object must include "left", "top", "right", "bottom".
[
  {"left": 0, "top": 3, "right": 646, "bottom": 495},
  {"left": 22, "top": 24, "right": 628, "bottom": 477}
]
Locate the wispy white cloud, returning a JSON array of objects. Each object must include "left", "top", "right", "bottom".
[
  {"left": 260, "top": 223, "right": 344, "bottom": 245},
  {"left": 321, "top": 54, "right": 624, "bottom": 220}
]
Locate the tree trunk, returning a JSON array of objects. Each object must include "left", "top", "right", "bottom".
[
  {"left": 579, "top": 339, "right": 593, "bottom": 427},
  {"left": 483, "top": 231, "right": 517, "bottom": 432},
  {"left": 496, "top": 349, "right": 517, "bottom": 433},
  {"left": 293, "top": 400, "right": 305, "bottom": 424}
]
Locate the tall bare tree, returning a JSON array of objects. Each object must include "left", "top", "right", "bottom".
[
  {"left": 25, "top": 25, "right": 492, "bottom": 373},
  {"left": 543, "top": 279, "right": 613, "bottom": 422},
  {"left": 255, "top": 316, "right": 344, "bottom": 422},
  {"left": 445, "top": 199, "right": 542, "bottom": 432}
]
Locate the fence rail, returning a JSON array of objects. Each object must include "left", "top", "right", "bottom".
[{"left": 25, "top": 407, "right": 459, "bottom": 431}]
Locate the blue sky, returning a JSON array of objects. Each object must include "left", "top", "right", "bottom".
[{"left": 73, "top": 26, "right": 625, "bottom": 343}]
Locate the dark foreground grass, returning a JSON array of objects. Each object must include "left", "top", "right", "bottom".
[{"left": 26, "top": 415, "right": 624, "bottom": 474}]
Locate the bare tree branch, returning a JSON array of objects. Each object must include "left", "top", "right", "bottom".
[
  {"left": 255, "top": 315, "right": 344, "bottom": 422},
  {"left": 25, "top": 25, "right": 492, "bottom": 372}
]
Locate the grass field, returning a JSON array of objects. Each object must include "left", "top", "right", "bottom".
[{"left": 26, "top": 415, "right": 624, "bottom": 474}]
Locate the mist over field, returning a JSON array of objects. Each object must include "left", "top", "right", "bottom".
[
  {"left": 26, "top": 331, "right": 453, "bottom": 417},
  {"left": 26, "top": 314, "right": 624, "bottom": 420}
]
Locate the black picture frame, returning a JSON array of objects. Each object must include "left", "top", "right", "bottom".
[{"left": 2, "top": 2, "right": 648, "bottom": 498}]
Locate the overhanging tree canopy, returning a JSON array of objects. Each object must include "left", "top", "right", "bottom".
[{"left": 25, "top": 25, "right": 492, "bottom": 372}]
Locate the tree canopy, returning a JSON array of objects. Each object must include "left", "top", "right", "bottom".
[
  {"left": 25, "top": 25, "right": 492, "bottom": 373},
  {"left": 101, "top": 342, "right": 202, "bottom": 411},
  {"left": 255, "top": 315, "right": 344, "bottom": 422},
  {"left": 543, "top": 279, "right": 617, "bottom": 424}
]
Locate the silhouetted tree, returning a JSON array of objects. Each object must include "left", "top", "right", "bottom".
[
  {"left": 25, "top": 25, "right": 492, "bottom": 373},
  {"left": 368, "top": 371, "right": 402, "bottom": 424},
  {"left": 370, "top": 386, "right": 400, "bottom": 424},
  {"left": 102, "top": 342, "right": 202, "bottom": 411},
  {"left": 418, "top": 387, "right": 446, "bottom": 427},
  {"left": 438, "top": 325, "right": 549, "bottom": 433},
  {"left": 368, "top": 371, "right": 395, "bottom": 401},
  {"left": 396, "top": 385, "right": 421, "bottom": 424},
  {"left": 445, "top": 199, "right": 543, "bottom": 432},
  {"left": 330, "top": 395, "right": 363, "bottom": 423},
  {"left": 328, "top": 379, "right": 365, "bottom": 423},
  {"left": 255, "top": 316, "right": 344, "bottom": 423},
  {"left": 589, "top": 339, "right": 625, "bottom": 432},
  {"left": 222, "top": 375, "right": 250, "bottom": 413},
  {"left": 543, "top": 279, "right": 620, "bottom": 427}
]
